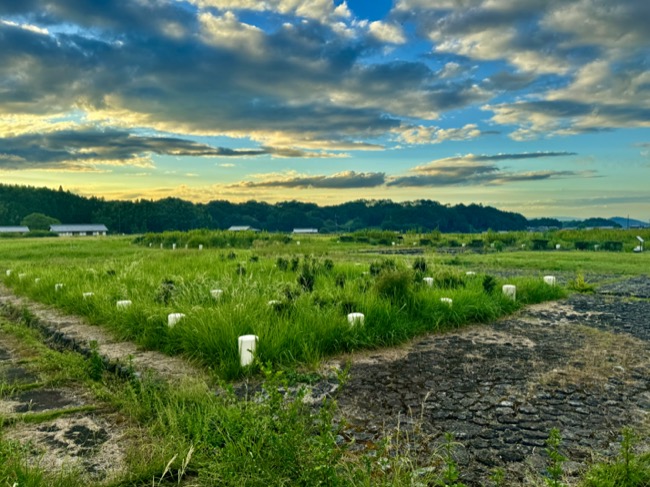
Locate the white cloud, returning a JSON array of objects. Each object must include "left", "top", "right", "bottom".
[{"left": 368, "top": 21, "right": 406, "bottom": 44}]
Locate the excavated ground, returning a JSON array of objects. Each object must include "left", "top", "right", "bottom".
[{"left": 1, "top": 276, "right": 650, "bottom": 485}]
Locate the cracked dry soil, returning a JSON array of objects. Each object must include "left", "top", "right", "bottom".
[
  {"left": 1, "top": 275, "right": 650, "bottom": 485},
  {"left": 330, "top": 277, "right": 650, "bottom": 485}
]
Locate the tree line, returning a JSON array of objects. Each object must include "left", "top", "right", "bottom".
[{"left": 0, "top": 183, "right": 551, "bottom": 234}]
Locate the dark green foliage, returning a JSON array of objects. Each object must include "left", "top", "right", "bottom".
[
  {"left": 603, "top": 241, "right": 623, "bottom": 251},
  {"left": 582, "top": 427, "right": 650, "bottom": 486},
  {"left": 290, "top": 256, "right": 300, "bottom": 272},
  {"left": 370, "top": 259, "right": 397, "bottom": 276},
  {"left": 413, "top": 257, "right": 428, "bottom": 273},
  {"left": 227, "top": 251, "right": 237, "bottom": 260},
  {"left": 20, "top": 212, "right": 60, "bottom": 231},
  {"left": 334, "top": 274, "right": 346, "bottom": 288},
  {"left": 322, "top": 258, "right": 334, "bottom": 272},
  {"left": 155, "top": 279, "right": 175, "bottom": 304},
  {"left": 276, "top": 257, "right": 289, "bottom": 271},
  {"left": 574, "top": 241, "right": 592, "bottom": 250},
  {"left": 434, "top": 269, "right": 466, "bottom": 289},
  {"left": 374, "top": 269, "right": 413, "bottom": 303},
  {"left": 236, "top": 263, "right": 246, "bottom": 276},
  {"left": 532, "top": 239, "right": 549, "bottom": 250},
  {"left": 87, "top": 341, "right": 105, "bottom": 381},
  {"left": 297, "top": 259, "right": 316, "bottom": 292},
  {"left": 482, "top": 275, "right": 497, "bottom": 294}
]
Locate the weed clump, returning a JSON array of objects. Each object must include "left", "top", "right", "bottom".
[{"left": 375, "top": 269, "right": 413, "bottom": 303}]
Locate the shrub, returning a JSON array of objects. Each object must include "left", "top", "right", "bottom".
[
  {"left": 413, "top": 257, "right": 428, "bottom": 273},
  {"left": 374, "top": 269, "right": 413, "bottom": 303},
  {"left": 482, "top": 275, "right": 497, "bottom": 294},
  {"left": 434, "top": 269, "right": 466, "bottom": 289}
]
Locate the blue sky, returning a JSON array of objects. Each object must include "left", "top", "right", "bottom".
[{"left": 0, "top": 0, "right": 648, "bottom": 219}]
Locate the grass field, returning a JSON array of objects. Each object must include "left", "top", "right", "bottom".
[
  {"left": 1, "top": 231, "right": 649, "bottom": 486},
  {"left": 0, "top": 233, "right": 576, "bottom": 378}
]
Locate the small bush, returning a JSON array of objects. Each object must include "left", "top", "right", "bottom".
[
  {"left": 482, "top": 275, "right": 497, "bottom": 294},
  {"left": 374, "top": 269, "right": 413, "bottom": 303},
  {"left": 413, "top": 257, "right": 428, "bottom": 273},
  {"left": 276, "top": 257, "right": 289, "bottom": 271}
]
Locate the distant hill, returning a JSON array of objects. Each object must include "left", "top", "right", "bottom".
[
  {"left": 0, "top": 184, "right": 529, "bottom": 234},
  {"left": 610, "top": 217, "right": 649, "bottom": 228}
]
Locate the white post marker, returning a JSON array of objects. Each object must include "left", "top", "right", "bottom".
[
  {"left": 502, "top": 284, "right": 516, "bottom": 300},
  {"left": 160, "top": 243, "right": 163, "bottom": 249},
  {"left": 168, "top": 313, "right": 185, "bottom": 327},
  {"left": 55, "top": 283, "right": 63, "bottom": 291},
  {"left": 440, "top": 297, "right": 453, "bottom": 306},
  {"left": 543, "top": 275, "right": 557, "bottom": 286},
  {"left": 34, "top": 278, "right": 41, "bottom": 283},
  {"left": 555, "top": 244, "right": 561, "bottom": 250},
  {"left": 116, "top": 300, "right": 132, "bottom": 309},
  {"left": 5, "top": 270, "right": 11, "bottom": 276},
  {"left": 199, "top": 244, "right": 203, "bottom": 250},
  {"left": 18, "top": 273, "right": 26, "bottom": 280},
  {"left": 210, "top": 289, "right": 223, "bottom": 300},
  {"left": 83, "top": 292, "right": 94, "bottom": 299},
  {"left": 423, "top": 277, "right": 434, "bottom": 286},
  {"left": 172, "top": 243, "right": 177, "bottom": 250},
  {"left": 347, "top": 312, "right": 365, "bottom": 326},
  {"left": 466, "top": 271, "right": 476, "bottom": 276},
  {"left": 267, "top": 299, "right": 281, "bottom": 306},
  {"left": 238, "top": 335, "right": 258, "bottom": 367}
]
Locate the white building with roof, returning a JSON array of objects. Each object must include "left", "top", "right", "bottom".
[
  {"left": 50, "top": 224, "right": 108, "bottom": 236},
  {"left": 0, "top": 226, "right": 29, "bottom": 234}
]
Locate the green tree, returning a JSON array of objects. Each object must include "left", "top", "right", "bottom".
[{"left": 20, "top": 212, "right": 60, "bottom": 231}]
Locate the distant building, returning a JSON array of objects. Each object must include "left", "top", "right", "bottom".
[
  {"left": 227, "top": 225, "right": 259, "bottom": 232},
  {"left": 50, "top": 224, "right": 108, "bottom": 236},
  {"left": 292, "top": 228, "right": 318, "bottom": 234},
  {"left": 0, "top": 226, "right": 29, "bottom": 234}
]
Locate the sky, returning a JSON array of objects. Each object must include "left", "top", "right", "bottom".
[{"left": 0, "top": 0, "right": 648, "bottom": 219}]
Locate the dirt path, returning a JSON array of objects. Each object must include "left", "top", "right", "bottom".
[{"left": 0, "top": 283, "right": 209, "bottom": 383}]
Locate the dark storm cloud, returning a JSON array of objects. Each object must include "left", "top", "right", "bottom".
[
  {"left": 0, "top": 129, "right": 330, "bottom": 170},
  {"left": 232, "top": 171, "right": 386, "bottom": 189},
  {"left": 0, "top": 1, "right": 494, "bottom": 149}
]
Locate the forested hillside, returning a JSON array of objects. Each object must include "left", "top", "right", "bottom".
[{"left": 0, "top": 184, "right": 530, "bottom": 234}]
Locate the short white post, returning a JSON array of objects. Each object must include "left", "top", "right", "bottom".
[
  {"left": 55, "top": 283, "right": 63, "bottom": 291},
  {"left": 149, "top": 243, "right": 152, "bottom": 247},
  {"left": 268, "top": 299, "right": 281, "bottom": 306},
  {"left": 172, "top": 243, "right": 177, "bottom": 250},
  {"left": 185, "top": 244, "right": 188, "bottom": 249},
  {"left": 347, "top": 312, "right": 365, "bottom": 326},
  {"left": 502, "top": 284, "right": 516, "bottom": 300},
  {"left": 116, "top": 300, "right": 132, "bottom": 309},
  {"left": 296, "top": 241, "right": 300, "bottom": 246},
  {"left": 18, "top": 273, "right": 26, "bottom": 280},
  {"left": 160, "top": 243, "right": 163, "bottom": 249},
  {"left": 199, "top": 244, "right": 203, "bottom": 250},
  {"left": 83, "top": 292, "right": 94, "bottom": 299},
  {"left": 543, "top": 275, "right": 557, "bottom": 286},
  {"left": 440, "top": 297, "right": 453, "bottom": 306},
  {"left": 5, "top": 270, "right": 11, "bottom": 276},
  {"left": 423, "top": 277, "right": 434, "bottom": 286},
  {"left": 555, "top": 244, "right": 561, "bottom": 250},
  {"left": 465, "top": 271, "right": 476, "bottom": 276},
  {"left": 34, "top": 278, "right": 41, "bottom": 283},
  {"left": 168, "top": 313, "right": 185, "bottom": 327},
  {"left": 238, "top": 335, "right": 258, "bottom": 367},
  {"left": 210, "top": 289, "right": 223, "bottom": 300}
]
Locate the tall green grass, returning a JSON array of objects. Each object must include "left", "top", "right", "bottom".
[{"left": 0, "top": 237, "right": 566, "bottom": 379}]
